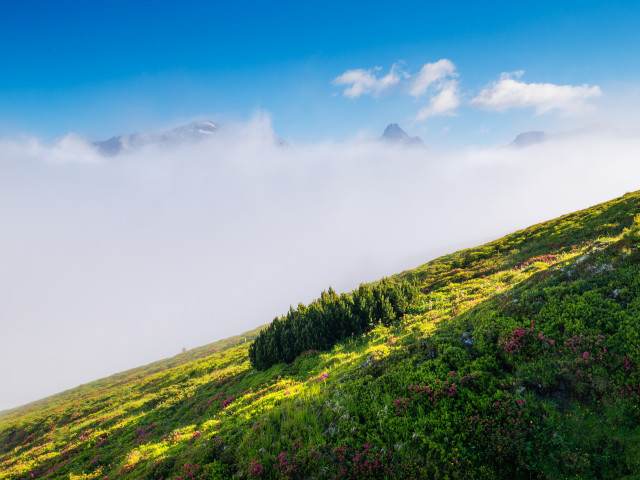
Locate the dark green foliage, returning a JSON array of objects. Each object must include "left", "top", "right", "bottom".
[{"left": 249, "top": 279, "right": 419, "bottom": 370}]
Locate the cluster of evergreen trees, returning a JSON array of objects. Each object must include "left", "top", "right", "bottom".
[{"left": 248, "top": 279, "right": 419, "bottom": 370}]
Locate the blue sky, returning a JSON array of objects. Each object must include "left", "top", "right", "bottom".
[{"left": 1, "top": 1, "right": 640, "bottom": 146}]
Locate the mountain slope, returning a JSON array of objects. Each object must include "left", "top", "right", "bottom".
[{"left": 3, "top": 191, "right": 640, "bottom": 479}]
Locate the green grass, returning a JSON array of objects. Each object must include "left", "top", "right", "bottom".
[{"left": 3, "top": 191, "right": 640, "bottom": 479}]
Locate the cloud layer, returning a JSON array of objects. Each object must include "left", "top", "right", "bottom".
[
  {"left": 409, "top": 59, "right": 457, "bottom": 97},
  {"left": 333, "top": 59, "right": 461, "bottom": 119},
  {"left": 471, "top": 71, "right": 603, "bottom": 114},
  {"left": 1, "top": 116, "right": 639, "bottom": 410},
  {"left": 333, "top": 61, "right": 602, "bottom": 120},
  {"left": 415, "top": 79, "right": 461, "bottom": 120},
  {"left": 332, "top": 64, "right": 402, "bottom": 98}
]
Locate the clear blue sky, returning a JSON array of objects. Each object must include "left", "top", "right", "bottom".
[{"left": 1, "top": 1, "right": 640, "bottom": 145}]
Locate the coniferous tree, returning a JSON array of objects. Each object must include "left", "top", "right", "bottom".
[{"left": 248, "top": 278, "right": 419, "bottom": 370}]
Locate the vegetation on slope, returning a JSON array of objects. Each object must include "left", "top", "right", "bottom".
[
  {"left": 2, "top": 191, "right": 640, "bottom": 479},
  {"left": 249, "top": 280, "right": 418, "bottom": 370}
]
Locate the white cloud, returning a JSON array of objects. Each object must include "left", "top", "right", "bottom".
[
  {"left": 415, "top": 79, "right": 461, "bottom": 120},
  {"left": 332, "top": 64, "right": 402, "bottom": 98},
  {"left": 409, "top": 59, "right": 457, "bottom": 97},
  {"left": 471, "top": 72, "right": 602, "bottom": 114},
  {"left": 333, "top": 58, "right": 461, "bottom": 119},
  {"left": 334, "top": 63, "right": 603, "bottom": 120}
]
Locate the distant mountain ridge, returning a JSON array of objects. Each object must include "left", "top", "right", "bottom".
[
  {"left": 92, "top": 120, "right": 288, "bottom": 155},
  {"left": 93, "top": 121, "right": 221, "bottom": 156},
  {"left": 510, "top": 130, "right": 548, "bottom": 147},
  {"left": 510, "top": 122, "right": 640, "bottom": 148},
  {"left": 381, "top": 123, "right": 424, "bottom": 145}
]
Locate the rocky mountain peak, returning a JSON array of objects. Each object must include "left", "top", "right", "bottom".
[{"left": 381, "top": 123, "right": 423, "bottom": 145}]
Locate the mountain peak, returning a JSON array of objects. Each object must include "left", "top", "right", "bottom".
[
  {"left": 510, "top": 131, "right": 548, "bottom": 148},
  {"left": 175, "top": 120, "right": 220, "bottom": 135},
  {"left": 92, "top": 120, "right": 289, "bottom": 155},
  {"left": 381, "top": 123, "right": 423, "bottom": 145},
  {"left": 92, "top": 121, "right": 221, "bottom": 156},
  {"left": 509, "top": 123, "right": 630, "bottom": 148}
]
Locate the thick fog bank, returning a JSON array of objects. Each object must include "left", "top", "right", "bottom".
[{"left": 1, "top": 118, "right": 639, "bottom": 410}]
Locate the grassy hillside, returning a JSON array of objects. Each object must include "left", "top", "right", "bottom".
[
  {"left": 3, "top": 191, "right": 640, "bottom": 479},
  {"left": 0, "top": 325, "right": 265, "bottom": 420}
]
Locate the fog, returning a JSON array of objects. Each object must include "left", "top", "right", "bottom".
[{"left": 2, "top": 116, "right": 640, "bottom": 410}]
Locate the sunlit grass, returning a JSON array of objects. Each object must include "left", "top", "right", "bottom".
[{"left": 3, "top": 191, "right": 640, "bottom": 479}]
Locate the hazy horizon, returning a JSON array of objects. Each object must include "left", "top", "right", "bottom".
[{"left": 3, "top": 116, "right": 640, "bottom": 411}]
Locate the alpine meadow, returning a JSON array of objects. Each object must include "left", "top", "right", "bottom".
[{"left": 4, "top": 190, "right": 640, "bottom": 479}]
